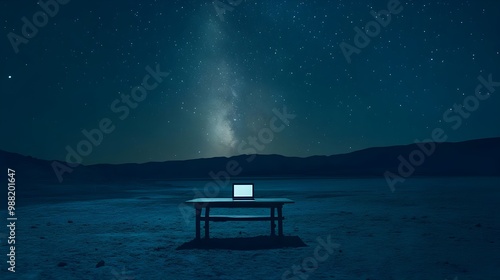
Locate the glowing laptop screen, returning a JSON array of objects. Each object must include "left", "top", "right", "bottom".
[{"left": 233, "top": 184, "right": 254, "bottom": 199}]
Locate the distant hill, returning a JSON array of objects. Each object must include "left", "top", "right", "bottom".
[{"left": 1, "top": 137, "right": 499, "bottom": 184}]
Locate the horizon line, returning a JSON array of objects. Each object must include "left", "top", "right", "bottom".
[{"left": 1, "top": 136, "right": 499, "bottom": 167}]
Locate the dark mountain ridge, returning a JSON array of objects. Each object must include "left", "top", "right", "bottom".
[{"left": 1, "top": 137, "right": 499, "bottom": 184}]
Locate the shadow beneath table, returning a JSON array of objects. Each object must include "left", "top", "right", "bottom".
[{"left": 176, "top": 235, "right": 307, "bottom": 250}]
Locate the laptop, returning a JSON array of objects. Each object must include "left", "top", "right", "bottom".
[{"left": 232, "top": 183, "right": 255, "bottom": 200}]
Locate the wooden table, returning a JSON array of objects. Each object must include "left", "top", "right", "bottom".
[{"left": 185, "top": 198, "right": 294, "bottom": 239}]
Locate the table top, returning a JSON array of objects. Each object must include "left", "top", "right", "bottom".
[{"left": 185, "top": 198, "right": 294, "bottom": 206}]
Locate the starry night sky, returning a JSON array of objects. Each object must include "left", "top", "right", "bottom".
[{"left": 1, "top": 0, "right": 499, "bottom": 164}]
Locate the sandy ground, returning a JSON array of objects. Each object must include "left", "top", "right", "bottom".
[{"left": 1, "top": 177, "right": 499, "bottom": 279}]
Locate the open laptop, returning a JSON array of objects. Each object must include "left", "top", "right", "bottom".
[{"left": 232, "top": 183, "right": 255, "bottom": 200}]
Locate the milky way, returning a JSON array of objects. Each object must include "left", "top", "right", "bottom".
[{"left": 1, "top": 1, "right": 499, "bottom": 163}]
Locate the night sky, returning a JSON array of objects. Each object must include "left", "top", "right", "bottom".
[{"left": 1, "top": 0, "right": 499, "bottom": 164}]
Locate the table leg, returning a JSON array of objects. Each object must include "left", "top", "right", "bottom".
[
  {"left": 205, "top": 207, "right": 210, "bottom": 239},
  {"left": 277, "top": 205, "right": 283, "bottom": 236},
  {"left": 270, "top": 207, "right": 276, "bottom": 236},
  {"left": 195, "top": 206, "right": 201, "bottom": 240}
]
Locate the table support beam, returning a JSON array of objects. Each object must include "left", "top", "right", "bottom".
[
  {"left": 195, "top": 207, "right": 201, "bottom": 240},
  {"left": 270, "top": 207, "right": 276, "bottom": 236},
  {"left": 205, "top": 207, "right": 210, "bottom": 239},
  {"left": 277, "top": 206, "right": 283, "bottom": 236}
]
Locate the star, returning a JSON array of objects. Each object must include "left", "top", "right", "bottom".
[{"left": 8, "top": 75, "right": 12, "bottom": 79}]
